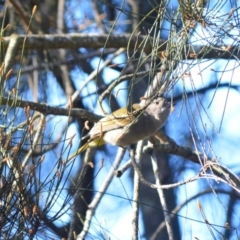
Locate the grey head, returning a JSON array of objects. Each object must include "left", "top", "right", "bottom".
[{"left": 141, "top": 97, "right": 171, "bottom": 128}]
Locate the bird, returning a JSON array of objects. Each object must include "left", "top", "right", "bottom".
[{"left": 68, "top": 96, "right": 171, "bottom": 160}]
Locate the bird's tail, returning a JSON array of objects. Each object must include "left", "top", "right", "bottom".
[
  {"left": 66, "top": 137, "right": 105, "bottom": 163},
  {"left": 66, "top": 142, "right": 89, "bottom": 163}
]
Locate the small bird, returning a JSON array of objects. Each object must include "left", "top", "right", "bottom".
[{"left": 68, "top": 96, "right": 171, "bottom": 160}]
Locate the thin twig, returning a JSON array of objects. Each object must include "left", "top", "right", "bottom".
[
  {"left": 115, "top": 159, "right": 132, "bottom": 177},
  {"left": 68, "top": 48, "right": 125, "bottom": 105},
  {"left": 127, "top": 144, "right": 201, "bottom": 189},
  {"left": 131, "top": 141, "right": 144, "bottom": 240},
  {"left": 151, "top": 154, "right": 174, "bottom": 240},
  {"left": 22, "top": 113, "right": 45, "bottom": 168},
  {"left": 77, "top": 148, "right": 126, "bottom": 240}
]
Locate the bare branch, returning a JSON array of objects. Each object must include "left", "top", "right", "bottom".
[
  {"left": 0, "top": 97, "right": 101, "bottom": 122},
  {"left": 3, "top": 34, "right": 239, "bottom": 59}
]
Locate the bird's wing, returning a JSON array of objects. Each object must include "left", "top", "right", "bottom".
[{"left": 88, "top": 104, "right": 140, "bottom": 138}]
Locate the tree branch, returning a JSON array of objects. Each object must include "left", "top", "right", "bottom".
[
  {"left": 0, "top": 97, "right": 101, "bottom": 122},
  {"left": 3, "top": 34, "right": 239, "bottom": 59}
]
